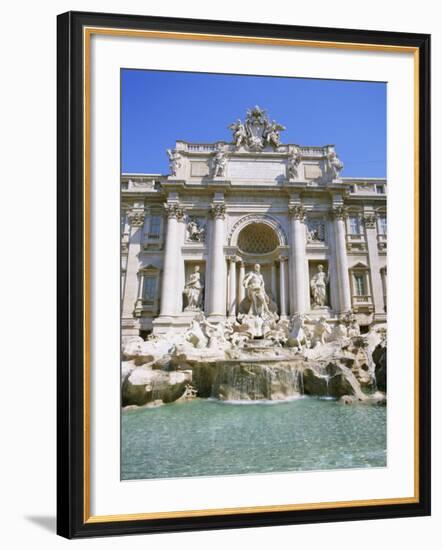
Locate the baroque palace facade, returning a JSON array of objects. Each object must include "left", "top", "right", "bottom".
[{"left": 121, "top": 107, "right": 386, "bottom": 341}]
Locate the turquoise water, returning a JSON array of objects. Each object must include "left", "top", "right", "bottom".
[{"left": 121, "top": 397, "right": 386, "bottom": 480}]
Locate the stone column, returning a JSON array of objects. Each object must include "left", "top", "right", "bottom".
[
  {"left": 278, "top": 256, "right": 288, "bottom": 318},
  {"left": 238, "top": 261, "right": 245, "bottom": 305},
  {"left": 228, "top": 256, "right": 237, "bottom": 318},
  {"left": 208, "top": 202, "right": 226, "bottom": 319},
  {"left": 271, "top": 263, "right": 277, "bottom": 304},
  {"left": 122, "top": 208, "right": 145, "bottom": 327},
  {"left": 332, "top": 205, "right": 352, "bottom": 313},
  {"left": 364, "top": 212, "right": 385, "bottom": 319},
  {"left": 288, "top": 204, "right": 308, "bottom": 314},
  {"left": 159, "top": 203, "right": 185, "bottom": 316}
]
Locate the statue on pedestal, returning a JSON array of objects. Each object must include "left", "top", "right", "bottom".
[
  {"left": 310, "top": 264, "right": 329, "bottom": 308},
  {"left": 183, "top": 266, "right": 204, "bottom": 311},
  {"left": 213, "top": 147, "right": 228, "bottom": 177},
  {"left": 287, "top": 146, "right": 301, "bottom": 179},
  {"left": 166, "top": 148, "right": 181, "bottom": 176},
  {"left": 328, "top": 150, "right": 344, "bottom": 179}
]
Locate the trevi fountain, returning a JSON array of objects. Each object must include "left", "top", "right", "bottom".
[{"left": 122, "top": 261, "right": 387, "bottom": 480}]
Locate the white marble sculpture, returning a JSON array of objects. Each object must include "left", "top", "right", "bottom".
[
  {"left": 213, "top": 147, "right": 228, "bottom": 177},
  {"left": 306, "top": 220, "right": 325, "bottom": 243},
  {"left": 200, "top": 317, "right": 230, "bottom": 350},
  {"left": 185, "top": 317, "right": 208, "bottom": 349},
  {"left": 310, "top": 264, "right": 329, "bottom": 308},
  {"left": 243, "top": 263, "right": 272, "bottom": 318},
  {"left": 183, "top": 266, "right": 204, "bottom": 311},
  {"left": 229, "top": 106, "right": 285, "bottom": 151},
  {"left": 348, "top": 319, "right": 361, "bottom": 338},
  {"left": 288, "top": 314, "right": 311, "bottom": 351},
  {"left": 187, "top": 218, "right": 205, "bottom": 242},
  {"left": 264, "top": 120, "right": 285, "bottom": 148},
  {"left": 167, "top": 148, "right": 181, "bottom": 176},
  {"left": 228, "top": 119, "right": 247, "bottom": 148},
  {"left": 328, "top": 150, "right": 344, "bottom": 179},
  {"left": 313, "top": 316, "right": 332, "bottom": 346},
  {"left": 287, "top": 147, "right": 301, "bottom": 179}
]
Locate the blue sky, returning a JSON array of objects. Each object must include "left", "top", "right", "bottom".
[{"left": 122, "top": 69, "right": 386, "bottom": 177}]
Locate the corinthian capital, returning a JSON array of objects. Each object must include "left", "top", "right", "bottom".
[
  {"left": 363, "top": 213, "right": 377, "bottom": 228},
  {"left": 210, "top": 202, "right": 226, "bottom": 219},
  {"left": 127, "top": 210, "right": 145, "bottom": 227},
  {"left": 164, "top": 202, "right": 185, "bottom": 220},
  {"left": 288, "top": 204, "right": 306, "bottom": 221},
  {"left": 331, "top": 205, "right": 348, "bottom": 221}
]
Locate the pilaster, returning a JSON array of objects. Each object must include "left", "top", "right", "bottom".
[
  {"left": 157, "top": 201, "right": 185, "bottom": 318},
  {"left": 331, "top": 205, "right": 352, "bottom": 313},
  {"left": 207, "top": 201, "right": 227, "bottom": 320},
  {"left": 288, "top": 202, "right": 309, "bottom": 314},
  {"left": 121, "top": 207, "right": 145, "bottom": 336},
  {"left": 363, "top": 212, "right": 385, "bottom": 318}
]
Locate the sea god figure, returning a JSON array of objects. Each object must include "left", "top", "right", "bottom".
[
  {"left": 310, "top": 264, "right": 329, "bottom": 308},
  {"left": 243, "top": 264, "right": 271, "bottom": 317},
  {"left": 183, "top": 266, "right": 204, "bottom": 311}
]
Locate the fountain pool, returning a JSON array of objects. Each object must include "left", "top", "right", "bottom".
[{"left": 121, "top": 397, "right": 386, "bottom": 480}]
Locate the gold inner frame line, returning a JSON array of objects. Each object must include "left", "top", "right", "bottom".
[{"left": 82, "top": 26, "right": 420, "bottom": 524}]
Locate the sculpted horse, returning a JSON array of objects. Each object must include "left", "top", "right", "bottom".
[
  {"left": 185, "top": 318, "right": 208, "bottom": 349},
  {"left": 288, "top": 314, "right": 311, "bottom": 351}
]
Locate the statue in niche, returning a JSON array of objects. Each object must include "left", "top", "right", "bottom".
[
  {"left": 213, "top": 147, "right": 228, "bottom": 177},
  {"left": 242, "top": 263, "right": 272, "bottom": 318},
  {"left": 310, "top": 264, "right": 329, "bottom": 308},
  {"left": 187, "top": 217, "right": 205, "bottom": 242},
  {"left": 166, "top": 148, "right": 181, "bottom": 176},
  {"left": 183, "top": 266, "right": 204, "bottom": 311}
]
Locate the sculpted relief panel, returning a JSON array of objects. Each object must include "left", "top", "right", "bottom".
[{"left": 306, "top": 219, "right": 326, "bottom": 244}]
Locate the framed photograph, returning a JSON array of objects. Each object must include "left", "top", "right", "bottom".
[{"left": 57, "top": 11, "right": 431, "bottom": 538}]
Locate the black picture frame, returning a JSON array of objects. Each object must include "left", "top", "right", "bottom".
[{"left": 57, "top": 10, "right": 431, "bottom": 539}]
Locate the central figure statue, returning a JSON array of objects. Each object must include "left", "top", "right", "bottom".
[{"left": 243, "top": 263, "right": 271, "bottom": 317}]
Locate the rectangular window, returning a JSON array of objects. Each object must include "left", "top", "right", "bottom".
[
  {"left": 378, "top": 215, "right": 387, "bottom": 235},
  {"left": 143, "top": 276, "right": 157, "bottom": 301},
  {"left": 354, "top": 273, "right": 365, "bottom": 296},
  {"left": 376, "top": 185, "right": 384, "bottom": 194},
  {"left": 149, "top": 215, "right": 161, "bottom": 237},
  {"left": 349, "top": 215, "right": 360, "bottom": 235}
]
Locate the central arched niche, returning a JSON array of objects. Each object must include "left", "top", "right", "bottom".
[
  {"left": 237, "top": 222, "right": 279, "bottom": 255},
  {"left": 229, "top": 214, "right": 287, "bottom": 252}
]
